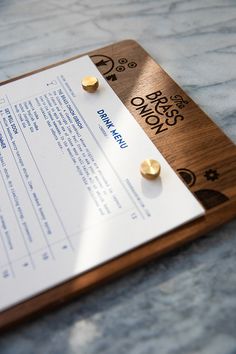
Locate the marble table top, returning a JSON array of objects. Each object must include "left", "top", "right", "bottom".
[{"left": 0, "top": 0, "right": 235, "bottom": 353}]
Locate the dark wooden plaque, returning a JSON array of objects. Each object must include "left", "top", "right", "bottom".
[{"left": 0, "top": 40, "right": 235, "bottom": 331}]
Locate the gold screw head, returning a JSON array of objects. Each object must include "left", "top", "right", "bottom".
[
  {"left": 140, "top": 159, "right": 161, "bottom": 180},
  {"left": 81, "top": 76, "right": 99, "bottom": 93}
]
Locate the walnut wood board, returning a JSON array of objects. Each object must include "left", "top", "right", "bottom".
[{"left": 0, "top": 40, "right": 235, "bottom": 331}]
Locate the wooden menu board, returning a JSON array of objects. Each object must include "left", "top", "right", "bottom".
[{"left": 0, "top": 40, "right": 235, "bottom": 331}]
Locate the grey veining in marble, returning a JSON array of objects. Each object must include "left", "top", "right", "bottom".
[{"left": 0, "top": 0, "right": 236, "bottom": 353}]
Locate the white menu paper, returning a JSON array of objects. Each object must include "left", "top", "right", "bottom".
[{"left": 0, "top": 56, "right": 204, "bottom": 311}]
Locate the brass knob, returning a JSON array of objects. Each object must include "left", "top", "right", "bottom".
[
  {"left": 140, "top": 159, "right": 161, "bottom": 180},
  {"left": 81, "top": 76, "right": 99, "bottom": 93}
]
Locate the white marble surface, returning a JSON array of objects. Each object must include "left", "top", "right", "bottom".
[{"left": 0, "top": 0, "right": 236, "bottom": 353}]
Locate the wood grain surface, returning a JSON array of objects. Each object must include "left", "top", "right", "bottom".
[{"left": 0, "top": 39, "right": 235, "bottom": 331}]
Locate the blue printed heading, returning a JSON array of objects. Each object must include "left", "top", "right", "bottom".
[{"left": 97, "top": 109, "right": 128, "bottom": 149}]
